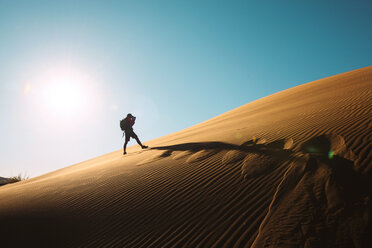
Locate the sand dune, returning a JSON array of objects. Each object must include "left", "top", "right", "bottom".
[{"left": 0, "top": 66, "right": 371, "bottom": 247}]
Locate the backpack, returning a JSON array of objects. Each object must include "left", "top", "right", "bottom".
[{"left": 120, "top": 119, "right": 128, "bottom": 131}]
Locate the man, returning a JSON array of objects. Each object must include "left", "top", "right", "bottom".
[{"left": 121, "top": 113, "right": 148, "bottom": 155}]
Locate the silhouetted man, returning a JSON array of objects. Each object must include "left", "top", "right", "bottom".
[{"left": 121, "top": 113, "right": 148, "bottom": 155}]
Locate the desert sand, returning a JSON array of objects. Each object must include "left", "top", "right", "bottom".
[{"left": 0, "top": 66, "right": 371, "bottom": 247}]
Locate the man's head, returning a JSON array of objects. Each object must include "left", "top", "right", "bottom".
[{"left": 127, "top": 113, "right": 133, "bottom": 118}]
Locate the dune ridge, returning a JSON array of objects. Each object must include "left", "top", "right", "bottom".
[{"left": 0, "top": 66, "right": 371, "bottom": 247}]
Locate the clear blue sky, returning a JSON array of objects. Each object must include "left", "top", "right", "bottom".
[{"left": 0, "top": 0, "right": 371, "bottom": 177}]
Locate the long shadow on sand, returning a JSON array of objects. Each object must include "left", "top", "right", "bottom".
[
  {"left": 146, "top": 138, "right": 294, "bottom": 179},
  {"left": 149, "top": 138, "right": 294, "bottom": 160},
  {"left": 150, "top": 139, "right": 292, "bottom": 154}
]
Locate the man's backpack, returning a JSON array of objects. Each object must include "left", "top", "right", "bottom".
[{"left": 120, "top": 119, "right": 128, "bottom": 131}]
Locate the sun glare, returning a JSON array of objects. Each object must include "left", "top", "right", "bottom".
[
  {"left": 35, "top": 66, "right": 96, "bottom": 120},
  {"left": 25, "top": 63, "right": 102, "bottom": 128},
  {"left": 24, "top": 82, "right": 31, "bottom": 96},
  {"left": 43, "top": 76, "right": 84, "bottom": 113}
]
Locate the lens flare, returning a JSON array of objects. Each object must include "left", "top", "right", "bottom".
[
  {"left": 234, "top": 132, "right": 242, "bottom": 139},
  {"left": 328, "top": 150, "right": 334, "bottom": 159}
]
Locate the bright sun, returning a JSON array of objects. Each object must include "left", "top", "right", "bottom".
[
  {"left": 25, "top": 64, "right": 101, "bottom": 127},
  {"left": 38, "top": 67, "right": 92, "bottom": 117},
  {"left": 43, "top": 76, "right": 84, "bottom": 113}
]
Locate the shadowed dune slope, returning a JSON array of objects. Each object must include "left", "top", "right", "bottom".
[{"left": 0, "top": 66, "right": 371, "bottom": 247}]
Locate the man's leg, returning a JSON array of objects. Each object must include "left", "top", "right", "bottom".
[
  {"left": 132, "top": 132, "right": 147, "bottom": 149},
  {"left": 123, "top": 134, "right": 130, "bottom": 154}
]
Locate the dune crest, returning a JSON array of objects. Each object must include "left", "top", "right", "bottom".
[{"left": 0, "top": 66, "right": 371, "bottom": 247}]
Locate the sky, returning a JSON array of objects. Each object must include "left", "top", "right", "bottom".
[{"left": 0, "top": 0, "right": 371, "bottom": 178}]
